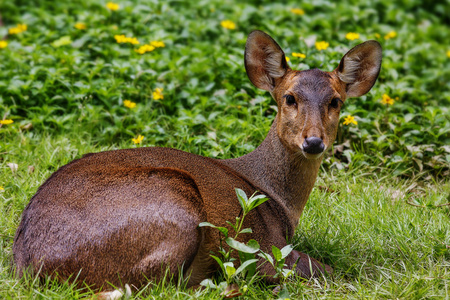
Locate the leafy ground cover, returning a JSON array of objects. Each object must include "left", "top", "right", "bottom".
[{"left": 1, "top": 0, "right": 449, "bottom": 299}]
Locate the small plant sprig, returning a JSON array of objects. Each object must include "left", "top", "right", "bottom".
[
  {"left": 199, "top": 188, "right": 294, "bottom": 298},
  {"left": 258, "top": 244, "right": 295, "bottom": 299}
]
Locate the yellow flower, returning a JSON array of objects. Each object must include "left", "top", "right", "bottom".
[
  {"left": 124, "top": 100, "right": 136, "bottom": 108},
  {"left": 447, "top": 50, "right": 450, "bottom": 58},
  {"left": 290, "top": 8, "right": 305, "bottom": 15},
  {"left": 315, "top": 41, "right": 329, "bottom": 51},
  {"left": 374, "top": 33, "right": 381, "bottom": 39},
  {"left": 153, "top": 88, "right": 164, "bottom": 100},
  {"left": 0, "top": 119, "right": 14, "bottom": 125},
  {"left": 381, "top": 94, "right": 394, "bottom": 105},
  {"left": 114, "top": 35, "right": 126, "bottom": 43},
  {"left": 0, "top": 41, "right": 7, "bottom": 49},
  {"left": 285, "top": 56, "right": 290, "bottom": 62},
  {"left": 9, "top": 24, "right": 27, "bottom": 34},
  {"left": 9, "top": 28, "right": 20, "bottom": 34},
  {"left": 106, "top": 2, "right": 120, "bottom": 11},
  {"left": 0, "top": 186, "right": 4, "bottom": 191},
  {"left": 132, "top": 135, "right": 144, "bottom": 144},
  {"left": 134, "top": 44, "right": 155, "bottom": 54},
  {"left": 220, "top": 20, "right": 236, "bottom": 30},
  {"left": 384, "top": 31, "right": 397, "bottom": 40},
  {"left": 114, "top": 35, "right": 139, "bottom": 45},
  {"left": 134, "top": 41, "right": 164, "bottom": 54},
  {"left": 345, "top": 32, "right": 360, "bottom": 41},
  {"left": 343, "top": 115, "right": 357, "bottom": 126},
  {"left": 150, "top": 40, "right": 165, "bottom": 48},
  {"left": 75, "top": 23, "right": 87, "bottom": 30},
  {"left": 292, "top": 52, "right": 306, "bottom": 58},
  {"left": 129, "top": 37, "right": 139, "bottom": 45}
]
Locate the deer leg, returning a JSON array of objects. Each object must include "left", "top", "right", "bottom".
[{"left": 287, "top": 250, "right": 332, "bottom": 278}]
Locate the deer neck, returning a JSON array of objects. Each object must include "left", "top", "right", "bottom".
[{"left": 222, "top": 118, "right": 323, "bottom": 227}]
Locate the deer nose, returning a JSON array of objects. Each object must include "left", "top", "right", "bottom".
[{"left": 302, "top": 137, "right": 325, "bottom": 154}]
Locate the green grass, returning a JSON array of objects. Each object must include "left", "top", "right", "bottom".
[
  {"left": 1, "top": 0, "right": 450, "bottom": 298},
  {"left": 2, "top": 147, "right": 449, "bottom": 298}
]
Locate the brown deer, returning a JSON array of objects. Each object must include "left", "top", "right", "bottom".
[{"left": 13, "top": 31, "right": 382, "bottom": 294}]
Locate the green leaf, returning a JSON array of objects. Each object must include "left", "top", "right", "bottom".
[
  {"left": 238, "top": 251, "right": 256, "bottom": 278},
  {"left": 238, "top": 252, "right": 257, "bottom": 278},
  {"left": 258, "top": 251, "right": 274, "bottom": 266},
  {"left": 223, "top": 262, "right": 236, "bottom": 277},
  {"left": 278, "top": 285, "right": 290, "bottom": 299},
  {"left": 282, "top": 268, "right": 294, "bottom": 279},
  {"left": 217, "top": 281, "right": 228, "bottom": 292},
  {"left": 239, "top": 228, "right": 252, "bottom": 234},
  {"left": 198, "top": 222, "right": 216, "bottom": 228},
  {"left": 72, "top": 35, "right": 90, "bottom": 48},
  {"left": 238, "top": 250, "right": 254, "bottom": 260},
  {"left": 198, "top": 222, "right": 229, "bottom": 236},
  {"left": 51, "top": 36, "right": 72, "bottom": 48},
  {"left": 210, "top": 255, "right": 225, "bottom": 273},
  {"left": 235, "top": 188, "right": 248, "bottom": 211},
  {"left": 225, "top": 237, "right": 259, "bottom": 253},
  {"left": 247, "top": 239, "right": 260, "bottom": 250},
  {"left": 233, "top": 259, "right": 259, "bottom": 277},
  {"left": 272, "top": 245, "right": 282, "bottom": 261},
  {"left": 226, "top": 221, "right": 237, "bottom": 232},
  {"left": 217, "top": 227, "right": 229, "bottom": 237},
  {"left": 280, "top": 244, "right": 294, "bottom": 259},
  {"left": 247, "top": 194, "right": 269, "bottom": 211},
  {"left": 200, "top": 279, "right": 217, "bottom": 289}
]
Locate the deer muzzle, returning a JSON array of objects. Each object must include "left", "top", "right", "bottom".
[{"left": 302, "top": 136, "right": 325, "bottom": 158}]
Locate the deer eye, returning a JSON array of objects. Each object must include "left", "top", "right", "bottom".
[
  {"left": 329, "top": 98, "right": 341, "bottom": 109},
  {"left": 285, "top": 95, "right": 296, "bottom": 106}
]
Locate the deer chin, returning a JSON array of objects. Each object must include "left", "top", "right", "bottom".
[{"left": 301, "top": 150, "right": 325, "bottom": 160}]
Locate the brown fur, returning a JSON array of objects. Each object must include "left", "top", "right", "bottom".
[{"left": 13, "top": 30, "right": 382, "bottom": 291}]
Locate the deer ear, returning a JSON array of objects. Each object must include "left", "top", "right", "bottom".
[
  {"left": 336, "top": 40, "right": 382, "bottom": 98},
  {"left": 245, "top": 30, "right": 290, "bottom": 91}
]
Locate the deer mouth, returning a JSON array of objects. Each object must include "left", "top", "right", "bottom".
[{"left": 301, "top": 150, "right": 324, "bottom": 160}]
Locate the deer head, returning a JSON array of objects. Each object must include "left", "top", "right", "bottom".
[{"left": 245, "top": 30, "right": 382, "bottom": 159}]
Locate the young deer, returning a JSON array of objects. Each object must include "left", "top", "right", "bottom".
[{"left": 13, "top": 30, "right": 382, "bottom": 292}]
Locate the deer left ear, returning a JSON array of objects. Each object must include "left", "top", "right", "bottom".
[{"left": 335, "top": 40, "right": 382, "bottom": 98}]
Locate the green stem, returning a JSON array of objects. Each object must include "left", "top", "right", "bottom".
[{"left": 234, "top": 211, "right": 247, "bottom": 239}]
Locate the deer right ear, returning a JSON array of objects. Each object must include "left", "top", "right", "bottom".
[
  {"left": 336, "top": 40, "right": 382, "bottom": 98},
  {"left": 245, "top": 31, "right": 290, "bottom": 92}
]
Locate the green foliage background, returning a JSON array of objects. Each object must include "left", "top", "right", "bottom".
[
  {"left": 1, "top": 0, "right": 449, "bottom": 178},
  {"left": 0, "top": 0, "right": 449, "bottom": 299}
]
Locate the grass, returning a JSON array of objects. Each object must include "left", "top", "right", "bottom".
[
  {"left": 1, "top": 0, "right": 450, "bottom": 298},
  {"left": 1, "top": 152, "right": 449, "bottom": 298}
]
